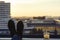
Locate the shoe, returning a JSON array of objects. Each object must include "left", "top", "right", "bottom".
[
  {"left": 17, "top": 21, "right": 24, "bottom": 38},
  {"left": 8, "top": 19, "right": 16, "bottom": 37}
]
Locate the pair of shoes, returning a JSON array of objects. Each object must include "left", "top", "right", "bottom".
[{"left": 8, "top": 19, "right": 24, "bottom": 38}]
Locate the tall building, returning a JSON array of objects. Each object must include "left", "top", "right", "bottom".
[{"left": 0, "top": 1, "right": 10, "bottom": 29}]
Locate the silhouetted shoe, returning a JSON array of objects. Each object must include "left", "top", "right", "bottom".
[
  {"left": 8, "top": 19, "right": 16, "bottom": 37},
  {"left": 17, "top": 21, "right": 24, "bottom": 39}
]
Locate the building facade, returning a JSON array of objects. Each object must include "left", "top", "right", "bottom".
[{"left": 0, "top": 1, "right": 10, "bottom": 29}]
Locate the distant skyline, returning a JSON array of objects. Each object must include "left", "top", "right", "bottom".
[{"left": 1, "top": 0, "right": 60, "bottom": 17}]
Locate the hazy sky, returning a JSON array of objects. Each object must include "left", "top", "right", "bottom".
[{"left": 1, "top": 0, "right": 60, "bottom": 17}]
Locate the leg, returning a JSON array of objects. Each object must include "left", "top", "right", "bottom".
[
  {"left": 12, "top": 35, "right": 19, "bottom": 40},
  {"left": 17, "top": 21, "right": 24, "bottom": 40}
]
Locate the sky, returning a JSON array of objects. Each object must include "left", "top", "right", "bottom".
[{"left": 1, "top": 0, "right": 60, "bottom": 17}]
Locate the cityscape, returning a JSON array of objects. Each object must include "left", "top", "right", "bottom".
[{"left": 0, "top": 0, "right": 60, "bottom": 40}]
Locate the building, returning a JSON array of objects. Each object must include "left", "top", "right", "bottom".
[{"left": 0, "top": 1, "right": 10, "bottom": 29}]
